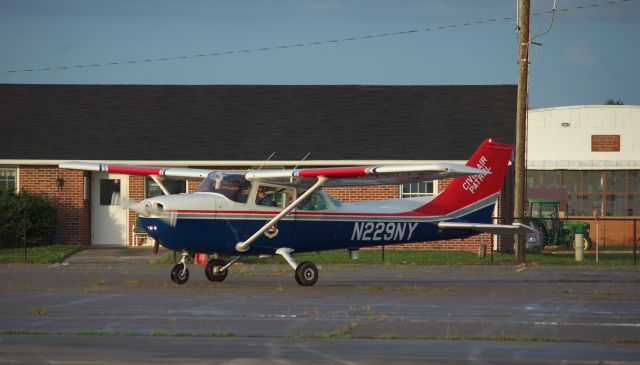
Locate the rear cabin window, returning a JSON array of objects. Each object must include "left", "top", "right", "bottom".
[{"left": 297, "top": 191, "right": 328, "bottom": 211}]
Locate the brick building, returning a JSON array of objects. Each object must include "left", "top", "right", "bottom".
[{"left": 1, "top": 84, "right": 516, "bottom": 251}]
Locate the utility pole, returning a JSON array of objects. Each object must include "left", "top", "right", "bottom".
[{"left": 514, "top": 0, "right": 530, "bottom": 264}]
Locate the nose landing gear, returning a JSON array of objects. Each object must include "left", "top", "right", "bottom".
[{"left": 170, "top": 251, "right": 190, "bottom": 285}]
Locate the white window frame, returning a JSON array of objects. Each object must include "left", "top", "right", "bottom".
[
  {"left": 399, "top": 180, "right": 436, "bottom": 198},
  {"left": 144, "top": 176, "right": 188, "bottom": 198},
  {"left": 0, "top": 167, "right": 18, "bottom": 191}
]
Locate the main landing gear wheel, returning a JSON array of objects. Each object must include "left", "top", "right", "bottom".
[
  {"left": 295, "top": 261, "right": 318, "bottom": 286},
  {"left": 170, "top": 263, "right": 189, "bottom": 285},
  {"left": 205, "top": 258, "right": 228, "bottom": 282}
]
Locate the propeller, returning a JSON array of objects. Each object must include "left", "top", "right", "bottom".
[
  {"left": 118, "top": 196, "right": 178, "bottom": 255},
  {"left": 120, "top": 197, "right": 177, "bottom": 228}
]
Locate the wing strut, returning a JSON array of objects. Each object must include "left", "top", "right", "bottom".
[
  {"left": 235, "top": 176, "right": 328, "bottom": 252},
  {"left": 437, "top": 222, "right": 538, "bottom": 235}
]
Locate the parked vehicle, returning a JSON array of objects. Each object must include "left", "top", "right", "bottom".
[{"left": 526, "top": 199, "right": 591, "bottom": 250}]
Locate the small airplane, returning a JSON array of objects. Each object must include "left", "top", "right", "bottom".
[{"left": 61, "top": 139, "right": 534, "bottom": 286}]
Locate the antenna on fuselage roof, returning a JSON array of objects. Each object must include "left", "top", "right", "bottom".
[
  {"left": 293, "top": 152, "right": 311, "bottom": 170},
  {"left": 291, "top": 152, "right": 311, "bottom": 184},
  {"left": 256, "top": 152, "right": 276, "bottom": 171}
]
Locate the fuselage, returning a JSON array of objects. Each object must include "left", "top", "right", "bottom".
[{"left": 139, "top": 190, "right": 497, "bottom": 255}]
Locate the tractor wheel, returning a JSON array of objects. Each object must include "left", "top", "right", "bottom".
[
  {"left": 531, "top": 220, "right": 549, "bottom": 246},
  {"left": 572, "top": 236, "right": 592, "bottom": 250}
]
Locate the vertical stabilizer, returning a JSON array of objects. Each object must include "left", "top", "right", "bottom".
[{"left": 413, "top": 139, "right": 513, "bottom": 216}]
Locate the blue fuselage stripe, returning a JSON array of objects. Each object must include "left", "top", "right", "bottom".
[{"left": 140, "top": 204, "right": 494, "bottom": 255}]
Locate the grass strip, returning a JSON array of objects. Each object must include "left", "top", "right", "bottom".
[
  {"left": 160, "top": 248, "right": 637, "bottom": 266},
  {"left": 2, "top": 329, "right": 639, "bottom": 344},
  {"left": 0, "top": 244, "right": 83, "bottom": 264}
]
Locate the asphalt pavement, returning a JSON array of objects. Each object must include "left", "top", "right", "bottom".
[{"left": 0, "top": 247, "right": 638, "bottom": 364}]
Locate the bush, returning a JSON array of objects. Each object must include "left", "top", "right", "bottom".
[{"left": 0, "top": 189, "right": 56, "bottom": 249}]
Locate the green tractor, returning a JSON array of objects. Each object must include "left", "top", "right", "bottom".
[{"left": 526, "top": 199, "right": 591, "bottom": 251}]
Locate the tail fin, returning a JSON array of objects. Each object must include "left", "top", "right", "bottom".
[{"left": 413, "top": 139, "right": 513, "bottom": 216}]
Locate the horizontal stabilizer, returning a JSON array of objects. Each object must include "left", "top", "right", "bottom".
[{"left": 438, "top": 222, "right": 538, "bottom": 235}]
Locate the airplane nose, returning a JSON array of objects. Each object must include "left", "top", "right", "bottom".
[
  {"left": 129, "top": 200, "right": 149, "bottom": 217},
  {"left": 130, "top": 199, "right": 165, "bottom": 217}
]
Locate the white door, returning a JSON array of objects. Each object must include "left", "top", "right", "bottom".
[{"left": 92, "top": 173, "right": 129, "bottom": 246}]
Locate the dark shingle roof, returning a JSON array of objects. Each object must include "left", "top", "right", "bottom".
[{"left": 1, "top": 84, "right": 516, "bottom": 161}]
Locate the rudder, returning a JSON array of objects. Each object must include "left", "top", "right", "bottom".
[{"left": 413, "top": 139, "right": 513, "bottom": 216}]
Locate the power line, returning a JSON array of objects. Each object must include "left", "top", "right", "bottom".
[{"left": 0, "top": 0, "right": 631, "bottom": 75}]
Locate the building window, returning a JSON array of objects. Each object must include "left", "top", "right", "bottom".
[
  {"left": 100, "top": 179, "right": 121, "bottom": 206},
  {"left": 528, "top": 170, "right": 640, "bottom": 217},
  {"left": 540, "top": 171, "right": 561, "bottom": 188},
  {"left": 145, "top": 177, "right": 187, "bottom": 198},
  {"left": 0, "top": 168, "right": 17, "bottom": 191},
  {"left": 400, "top": 181, "right": 434, "bottom": 198}
]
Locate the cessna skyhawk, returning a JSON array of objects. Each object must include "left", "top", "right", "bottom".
[{"left": 61, "top": 139, "right": 533, "bottom": 286}]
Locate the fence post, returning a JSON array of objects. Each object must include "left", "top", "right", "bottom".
[
  {"left": 490, "top": 240, "right": 494, "bottom": 264},
  {"left": 23, "top": 213, "right": 27, "bottom": 262},
  {"left": 634, "top": 218, "right": 637, "bottom": 267}
]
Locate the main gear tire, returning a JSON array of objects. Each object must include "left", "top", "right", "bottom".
[
  {"left": 205, "top": 258, "right": 228, "bottom": 282},
  {"left": 295, "top": 261, "right": 318, "bottom": 286}
]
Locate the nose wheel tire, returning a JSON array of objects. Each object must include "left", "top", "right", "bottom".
[
  {"left": 205, "top": 258, "right": 228, "bottom": 282},
  {"left": 295, "top": 261, "right": 318, "bottom": 286},
  {"left": 170, "top": 263, "right": 189, "bottom": 285}
]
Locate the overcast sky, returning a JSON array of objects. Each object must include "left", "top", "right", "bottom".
[{"left": 1, "top": 0, "right": 638, "bottom": 108}]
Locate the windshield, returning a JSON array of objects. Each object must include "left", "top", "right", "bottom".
[
  {"left": 194, "top": 172, "right": 251, "bottom": 202},
  {"left": 540, "top": 203, "right": 557, "bottom": 218}
]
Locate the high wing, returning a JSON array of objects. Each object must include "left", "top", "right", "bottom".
[
  {"left": 60, "top": 162, "right": 489, "bottom": 187},
  {"left": 246, "top": 163, "right": 488, "bottom": 187},
  {"left": 59, "top": 162, "right": 213, "bottom": 179}
]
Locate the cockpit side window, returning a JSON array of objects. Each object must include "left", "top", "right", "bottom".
[
  {"left": 194, "top": 173, "right": 251, "bottom": 203},
  {"left": 255, "top": 185, "right": 295, "bottom": 209}
]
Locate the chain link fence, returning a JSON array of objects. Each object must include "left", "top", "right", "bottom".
[{"left": 357, "top": 216, "right": 639, "bottom": 266}]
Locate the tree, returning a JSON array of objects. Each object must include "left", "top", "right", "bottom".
[{"left": 604, "top": 99, "right": 624, "bottom": 105}]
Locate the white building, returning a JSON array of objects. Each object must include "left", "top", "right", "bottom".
[{"left": 527, "top": 105, "right": 640, "bottom": 217}]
